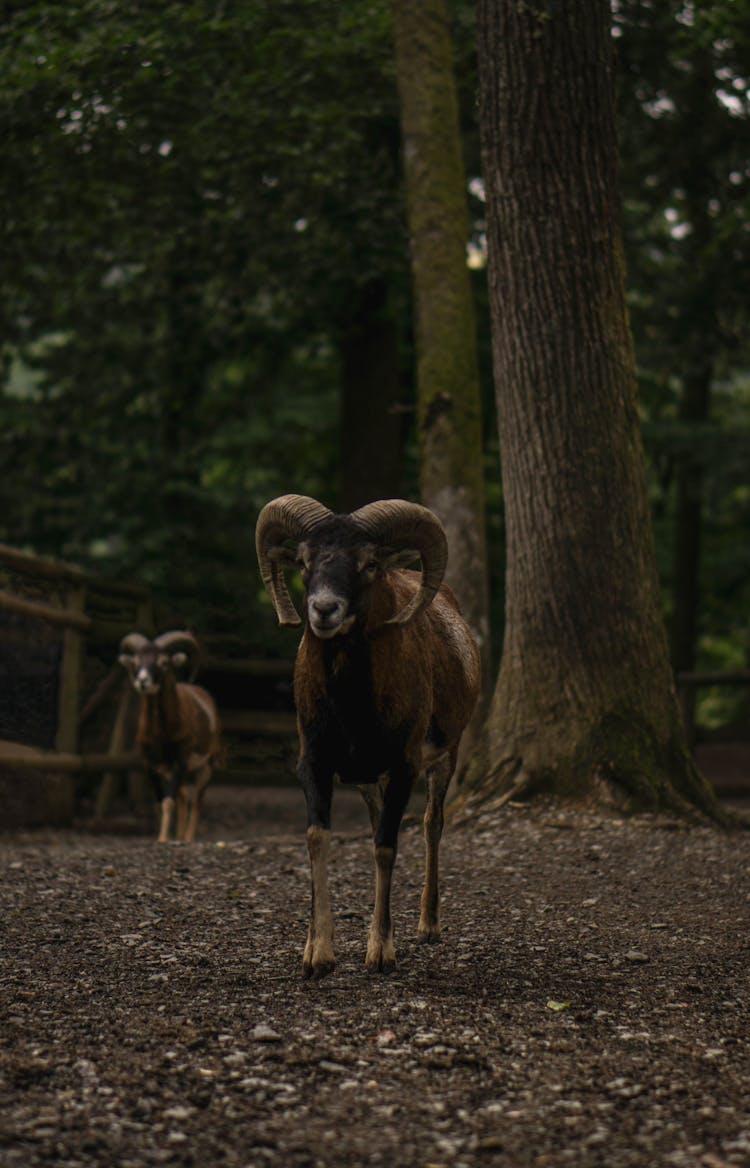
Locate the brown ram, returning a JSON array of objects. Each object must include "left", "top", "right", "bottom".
[
  {"left": 118, "top": 630, "right": 221, "bottom": 843},
  {"left": 256, "top": 494, "right": 480, "bottom": 977}
]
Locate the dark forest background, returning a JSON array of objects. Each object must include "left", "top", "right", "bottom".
[{"left": 1, "top": 1, "right": 748, "bottom": 726}]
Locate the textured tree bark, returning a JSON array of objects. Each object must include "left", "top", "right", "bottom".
[
  {"left": 392, "top": 0, "right": 490, "bottom": 673},
  {"left": 461, "top": 0, "right": 720, "bottom": 817}
]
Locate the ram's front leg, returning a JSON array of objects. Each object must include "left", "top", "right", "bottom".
[
  {"left": 176, "top": 783, "right": 190, "bottom": 841},
  {"left": 148, "top": 766, "right": 173, "bottom": 844},
  {"left": 183, "top": 759, "right": 211, "bottom": 843},
  {"left": 418, "top": 749, "right": 455, "bottom": 943},
  {"left": 299, "top": 753, "right": 335, "bottom": 979},
  {"left": 366, "top": 765, "right": 415, "bottom": 973}
]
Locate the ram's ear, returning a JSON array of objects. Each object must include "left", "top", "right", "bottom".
[
  {"left": 267, "top": 544, "right": 300, "bottom": 570},
  {"left": 379, "top": 547, "right": 420, "bottom": 571}
]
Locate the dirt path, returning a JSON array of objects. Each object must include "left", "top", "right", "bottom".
[{"left": 2, "top": 786, "right": 750, "bottom": 1168}]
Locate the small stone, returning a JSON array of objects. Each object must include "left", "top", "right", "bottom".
[
  {"left": 413, "top": 1033, "right": 440, "bottom": 1047},
  {"left": 163, "top": 1106, "right": 193, "bottom": 1121},
  {"left": 624, "top": 950, "right": 649, "bottom": 963},
  {"left": 251, "top": 1023, "right": 281, "bottom": 1043}
]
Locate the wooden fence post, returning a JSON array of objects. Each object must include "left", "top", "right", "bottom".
[
  {"left": 49, "top": 584, "right": 86, "bottom": 824},
  {"left": 95, "top": 679, "right": 133, "bottom": 818}
]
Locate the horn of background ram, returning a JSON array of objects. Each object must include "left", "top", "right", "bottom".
[
  {"left": 154, "top": 630, "right": 201, "bottom": 682},
  {"left": 352, "top": 499, "right": 447, "bottom": 626},
  {"left": 119, "top": 631, "right": 151, "bottom": 659},
  {"left": 255, "top": 495, "right": 334, "bottom": 626}
]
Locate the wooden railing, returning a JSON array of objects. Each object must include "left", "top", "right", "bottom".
[
  {"left": 0, "top": 544, "right": 154, "bottom": 823},
  {"left": 676, "top": 670, "right": 750, "bottom": 748}
]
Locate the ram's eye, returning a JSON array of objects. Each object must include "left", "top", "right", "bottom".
[{"left": 363, "top": 560, "right": 378, "bottom": 574}]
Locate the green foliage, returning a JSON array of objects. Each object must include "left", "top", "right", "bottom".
[
  {"left": 615, "top": 0, "right": 750, "bottom": 690},
  {"left": 0, "top": 0, "right": 748, "bottom": 706},
  {"left": 0, "top": 0, "right": 408, "bottom": 641}
]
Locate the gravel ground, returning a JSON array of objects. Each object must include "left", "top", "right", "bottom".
[{"left": 2, "top": 784, "right": 750, "bottom": 1168}]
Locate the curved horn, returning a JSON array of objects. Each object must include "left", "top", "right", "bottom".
[
  {"left": 351, "top": 499, "right": 448, "bottom": 626},
  {"left": 154, "top": 630, "right": 200, "bottom": 681},
  {"left": 119, "top": 632, "right": 151, "bottom": 657},
  {"left": 255, "top": 494, "right": 333, "bottom": 626}
]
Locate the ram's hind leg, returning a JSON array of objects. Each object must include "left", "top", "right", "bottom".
[
  {"left": 366, "top": 768, "right": 414, "bottom": 974},
  {"left": 183, "top": 759, "right": 211, "bottom": 842},
  {"left": 358, "top": 777, "right": 385, "bottom": 836},
  {"left": 151, "top": 766, "right": 175, "bottom": 844},
  {"left": 176, "top": 788, "right": 190, "bottom": 840},
  {"left": 157, "top": 797, "right": 174, "bottom": 842},
  {"left": 418, "top": 749, "right": 455, "bottom": 944}
]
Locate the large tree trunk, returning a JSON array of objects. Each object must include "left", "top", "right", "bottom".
[
  {"left": 461, "top": 0, "right": 720, "bottom": 818},
  {"left": 392, "top": 0, "right": 490, "bottom": 671}
]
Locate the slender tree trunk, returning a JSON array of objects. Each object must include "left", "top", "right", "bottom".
[
  {"left": 669, "top": 169, "right": 718, "bottom": 678},
  {"left": 160, "top": 244, "right": 209, "bottom": 598},
  {"left": 665, "top": 52, "right": 719, "bottom": 722},
  {"left": 339, "top": 282, "right": 404, "bottom": 512},
  {"left": 461, "top": 0, "right": 720, "bottom": 818},
  {"left": 671, "top": 364, "right": 711, "bottom": 676},
  {"left": 392, "top": 0, "right": 490, "bottom": 672},
  {"left": 670, "top": 363, "right": 709, "bottom": 746}
]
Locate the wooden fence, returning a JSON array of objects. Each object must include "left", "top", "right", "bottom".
[
  {"left": 676, "top": 670, "right": 750, "bottom": 797},
  {"left": 0, "top": 543, "right": 154, "bottom": 824},
  {"left": 0, "top": 544, "right": 298, "bottom": 828},
  {"left": 4, "top": 540, "right": 746, "bottom": 827}
]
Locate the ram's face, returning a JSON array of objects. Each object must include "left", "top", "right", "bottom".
[
  {"left": 119, "top": 646, "right": 187, "bottom": 694},
  {"left": 119, "top": 647, "right": 165, "bottom": 694},
  {"left": 299, "top": 540, "right": 380, "bottom": 640}
]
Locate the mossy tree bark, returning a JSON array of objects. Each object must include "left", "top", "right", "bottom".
[
  {"left": 461, "top": 0, "right": 721, "bottom": 818},
  {"left": 392, "top": 0, "right": 490, "bottom": 673}
]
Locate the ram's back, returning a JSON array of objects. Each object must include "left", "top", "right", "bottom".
[
  {"left": 366, "top": 571, "right": 480, "bottom": 751},
  {"left": 175, "top": 683, "right": 221, "bottom": 757}
]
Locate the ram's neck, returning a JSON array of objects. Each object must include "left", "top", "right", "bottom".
[{"left": 139, "top": 677, "right": 182, "bottom": 743}]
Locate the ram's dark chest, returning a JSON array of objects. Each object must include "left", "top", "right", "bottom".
[
  {"left": 142, "top": 739, "right": 181, "bottom": 769},
  {"left": 137, "top": 699, "right": 187, "bottom": 768},
  {"left": 302, "top": 640, "right": 405, "bottom": 783}
]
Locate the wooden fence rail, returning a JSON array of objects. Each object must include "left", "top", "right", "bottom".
[{"left": 0, "top": 739, "right": 142, "bottom": 774}]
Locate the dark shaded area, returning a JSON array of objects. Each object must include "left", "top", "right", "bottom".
[{"left": 0, "top": 614, "right": 61, "bottom": 749}]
